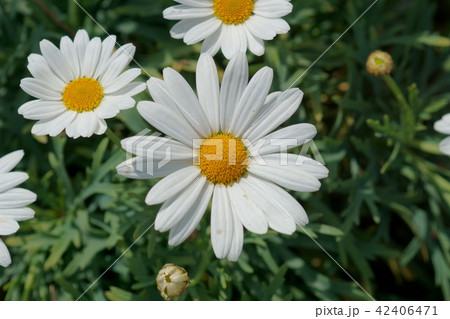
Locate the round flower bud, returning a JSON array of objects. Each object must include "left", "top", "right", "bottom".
[
  {"left": 366, "top": 50, "right": 393, "bottom": 77},
  {"left": 156, "top": 264, "right": 190, "bottom": 301}
]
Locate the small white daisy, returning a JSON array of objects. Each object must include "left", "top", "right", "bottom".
[
  {"left": 117, "top": 53, "right": 328, "bottom": 261},
  {"left": 0, "top": 150, "right": 36, "bottom": 267},
  {"left": 19, "top": 29, "right": 146, "bottom": 138},
  {"left": 163, "top": 0, "right": 293, "bottom": 59},
  {"left": 434, "top": 114, "right": 450, "bottom": 155}
]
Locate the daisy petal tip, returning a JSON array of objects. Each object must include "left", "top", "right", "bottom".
[
  {"left": 136, "top": 101, "right": 151, "bottom": 114},
  {"left": 144, "top": 192, "right": 159, "bottom": 206},
  {"left": 135, "top": 82, "right": 147, "bottom": 94},
  {"left": 227, "top": 254, "right": 239, "bottom": 262},
  {"left": 252, "top": 48, "right": 265, "bottom": 56},
  {"left": 75, "top": 29, "right": 89, "bottom": 39},
  {"left": 13, "top": 149, "right": 25, "bottom": 159}
]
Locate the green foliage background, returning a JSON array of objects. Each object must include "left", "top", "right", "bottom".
[{"left": 1, "top": 0, "right": 450, "bottom": 301}]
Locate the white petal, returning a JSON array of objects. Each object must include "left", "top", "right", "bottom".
[
  {"left": 93, "top": 99, "right": 120, "bottom": 119},
  {"left": 245, "top": 15, "right": 277, "bottom": 40},
  {"left": 201, "top": 26, "right": 223, "bottom": 57},
  {"left": 248, "top": 161, "right": 321, "bottom": 192},
  {"left": 183, "top": 17, "right": 222, "bottom": 45},
  {"left": 439, "top": 136, "right": 450, "bottom": 156},
  {"left": 0, "top": 239, "right": 11, "bottom": 267},
  {"left": 235, "top": 25, "right": 248, "bottom": 55},
  {"left": 31, "top": 111, "right": 77, "bottom": 137},
  {"left": 109, "top": 82, "right": 146, "bottom": 97},
  {"left": 0, "top": 207, "right": 35, "bottom": 222},
  {"left": 434, "top": 114, "right": 450, "bottom": 134},
  {"left": 259, "top": 153, "right": 328, "bottom": 179},
  {"left": 0, "top": 150, "right": 24, "bottom": 174},
  {"left": 170, "top": 17, "right": 210, "bottom": 39},
  {"left": 39, "top": 39, "right": 74, "bottom": 82},
  {"left": 174, "top": 0, "right": 213, "bottom": 7},
  {"left": 106, "top": 43, "right": 135, "bottom": 67},
  {"left": 247, "top": 123, "right": 317, "bottom": 155},
  {"left": 95, "top": 118, "right": 108, "bottom": 135},
  {"left": 19, "top": 100, "right": 66, "bottom": 121},
  {"left": 254, "top": 0, "right": 293, "bottom": 19},
  {"left": 147, "top": 77, "right": 194, "bottom": 124},
  {"left": 247, "top": 174, "right": 309, "bottom": 226},
  {"left": 163, "top": 68, "right": 211, "bottom": 137},
  {"left": 0, "top": 188, "right": 37, "bottom": 209},
  {"left": 81, "top": 37, "right": 102, "bottom": 77},
  {"left": 27, "top": 55, "right": 66, "bottom": 91},
  {"left": 220, "top": 53, "right": 248, "bottom": 131},
  {"left": 65, "top": 114, "right": 84, "bottom": 139},
  {"left": 211, "top": 185, "right": 234, "bottom": 258},
  {"left": 168, "top": 182, "right": 214, "bottom": 246},
  {"left": 76, "top": 112, "right": 99, "bottom": 138},
  {"left": 99, "top": 55, "right": 130, "bottom": 88},
  {"left": 145, "top": 166, "right": 200, "bottom": 205},
  {"left": 104, "top": 95, "right": 136, "bottom": 111},
  {"left": 103, "top": 68, "right": 142, "bottom": 94},
  {"left": 266, "top": 18, "right": 290, "bottom": 34},
  {"left": 245, "top": 27, "right": 265, "bottom": 56},
  {"left": 116, "top": 157, "right": 192, "bottom": 179},
  {"left": 227, "top": 183, "right": 268, "bottom": 234},
  {"left": 244, "top": 88, "right": 303, "bottom": 141},
  {"left": 163, "top": 5, "right": 214, "bottom": 20},
  {"left": 221, "top": 24, "right": 246, "bottom": 59},
  {"left": 227, "top": 199, "right": 244, "bottom": 261},
  {"left": 74, "top": 30, "right": 90, "bottom": 72},
  {"left": 155, "top": 176, "right": 206, "bottom": 232},
  {"left": 196, "top": 53, "right": 220, "bottom": 131},
  {"left": 229, "top": 67, "right": 273, "bottom": 136},
  {"left": 60, "top": 36, "right": 80, "bottom": 78},
  {"left": 0, "top": 172, "right": 29, "bottom": 193},
  {"left": 121, "top": 135, "right": 194, "bottom": 160},
  {"left": 137, "top": 101, "right": 200, "bottom": 147},
  {"left": 239, "top": 177, "right": 296, "bottom": 234},
  {"left": 94, "top": 35, "right": 117, "bottom": 79},
  {"left": 0, "top": 217, "right": 20, "bottom": 236},
  {"left": 20, "top": 78, "right": 62, "bottom": 100}
]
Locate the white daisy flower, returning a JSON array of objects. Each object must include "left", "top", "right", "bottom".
[
  {"left": 18, "top": 29, "right": 146, "bottom": 138},
  {"left": 163, "top": 0, "right": 293, "bottom": 59},
  {"left": 117, "top": 53, "right": 328, "bottom": 261},
  {"left": 434, "top": 114, "right": 450, "bottom": 155},
  {"left": 0, "top": 150, "right": 36, "bottom": 267}
]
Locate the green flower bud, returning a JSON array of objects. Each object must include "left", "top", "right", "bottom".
[
  {"left": 156, "top": 264, "right": 190, "bottom": 301},
  {"left": 366, "top": 50, "right": 393, "bottom": 77}
]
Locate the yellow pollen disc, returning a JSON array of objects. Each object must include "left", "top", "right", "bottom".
[
  {"left": 213, "top": 0, "right": 254, "bottom": 25},
  {"left": 62, "top": 77, "right": 104, "bottom": 112},
  {"left": 198, "top": 132, "right": 249, "bottom": 185}
]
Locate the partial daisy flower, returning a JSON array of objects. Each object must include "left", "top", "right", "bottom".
[
  {"left": 19, "top": 29, "right": 146, "bottom": 138},
  {"left": 117, "top": 53, "right": 328, "bottom": 261},
  {"left": 0, "top": 150, "right": 36, "bottom": 267},
  {"left": 434, "top": 114, "right": 450, "bottom": 156},
  {"left": 163, "top": 0, "right": 293, "bottom": 59}
]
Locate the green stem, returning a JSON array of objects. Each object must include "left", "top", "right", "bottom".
[
  {"left": 383, "top": 74, "right": 415, "bottom": 140},
  {"left": 190, "top": 247, "right": 213, "bottom": 286},
  {"left": 51, "top": 137, "right": 75, "bottom": 204},
  {"left": 105, "top": 128, "right": 122, "bottom": 149},
  {"left": 381, "top": 142, "right": 401, "bottom": 174},
  {"left": 383, "top": 75, "right": 409, "bottom": 110}
]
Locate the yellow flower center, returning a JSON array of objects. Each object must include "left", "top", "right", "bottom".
[
  {"left": 213, "top": 0, "right": 254, "bottom": 25},
  {"left": 198, "top": 132, "right": 249, "bottom": 185},
  {"left": 62, "top": 77, "right": 104, "bottom": 112}
]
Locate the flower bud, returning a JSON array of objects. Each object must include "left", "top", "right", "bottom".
[
  {"left": 366, "top": 50, "right": 393, "bottom": 77},
  {"left": 156, "top": 264, "right": 190, "bottom": 301}
]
